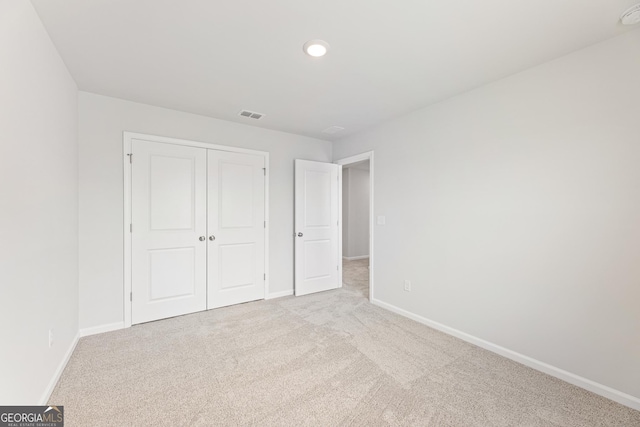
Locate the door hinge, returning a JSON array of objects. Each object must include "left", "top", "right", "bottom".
[
  {"left": 263, "top": 273, "right": 266, "bottom": 280},
  {"left": 130, "top": 292, "right": 132, "bottom": 302},
  {"left": 128, "top": 153, "right": 132, "bottom": 164},
  {"left": 337, "top": 265, "right": 339, "bottom": 271},
  {"left": 130, "top": 223, "right": 132, "bottom": 233},
  {"left": 263, "top": 168, "right": 266, "bottom": 176},
  {"left": 264, "top": 221, "right": 266, "bottom": 228}
]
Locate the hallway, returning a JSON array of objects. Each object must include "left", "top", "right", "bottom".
[{"left": 343, "top": 258, "right": 369, "bottom": 299}]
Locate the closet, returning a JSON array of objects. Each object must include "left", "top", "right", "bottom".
[{"left": 127, "top": 136, "right": 266, "bottom": 325}]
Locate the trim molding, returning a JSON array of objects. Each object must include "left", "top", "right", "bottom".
[
  {"left": 343, "top": 255, "right": 369, "bottom": 261},
  {"left": 371, "top": 298, "right": 640, "bottom": 411},
  {"left": 39, "top": 331, "right": 79, "bottom": 405},
  {"left": 79, "top": 322, "right": 125, "bottom": 338},
  {"left": 265, "top": 290, "right": 293, "bottom": 300}
]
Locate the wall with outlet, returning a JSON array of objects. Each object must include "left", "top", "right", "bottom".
[
  {"left": 333, "top": 29, "right": 640, "bottom": 403},
  {"left": 0, "top": 2, "right": 79, "bottom": 404}
]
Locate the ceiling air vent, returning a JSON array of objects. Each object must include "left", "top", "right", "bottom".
[
  {"left": 238, "top": 110, "right": 265, "bottom": 120},
  {"left": 322, "top": 126, "right": 345, "bottom": 135}
]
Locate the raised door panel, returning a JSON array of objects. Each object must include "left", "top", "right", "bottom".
[
  {"left": 294, "top": 160, "right": 340, "bottom": 296},
  {"left": 131, "top": 140, "right": 207, "bottom": 324},
  {"left": 208, "top": 150, "right": 265, "bottom": 309}
]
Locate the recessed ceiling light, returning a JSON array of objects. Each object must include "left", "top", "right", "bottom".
[{"left": 303, "top": 40, "right": 330, "bottom": 57}]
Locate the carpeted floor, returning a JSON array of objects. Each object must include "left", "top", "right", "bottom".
[
  {"left": 50, "top": 260, "right": 639, "bottom": 426},
  {"left": 342, "top": 258, "right": 370, "bottom": 299}
]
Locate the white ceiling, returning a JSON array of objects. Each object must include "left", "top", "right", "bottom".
[{"left": 31, "top": 0, "right": 638, "bottom": 141}]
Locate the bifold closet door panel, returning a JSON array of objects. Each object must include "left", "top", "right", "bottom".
[
  {"left": 207, "top": 150, "right": 265, "bottom": 309},
  {"left": 131, "top": 140, "right": 208, "bottom": 324}
]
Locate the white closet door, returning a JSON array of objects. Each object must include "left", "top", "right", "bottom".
[
  {"left": 207, "top": 150, "right": 265, "bottom": 309},
  {"left": 294, "top": 159, "right": 341, "bottom": 296},
  {"left": 131, "top": 140, "right": 207, "bottom": 324}
]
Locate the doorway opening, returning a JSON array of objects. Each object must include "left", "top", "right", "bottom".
[{"left": 336, "top": 152, "right": 374, "bottom": 301}]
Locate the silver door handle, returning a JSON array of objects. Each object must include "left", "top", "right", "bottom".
[
  {"left": 199, "top": 236, "right": 205, "bottom": 241},
  {"left": 297, "top": 232, "right": 303, "bottom": 237},
  {"left": 209, "top": 235, "right": 215, "bottom": 241}
]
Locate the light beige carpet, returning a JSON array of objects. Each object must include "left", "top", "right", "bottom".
[
  {"left": 51, "top": 261, "right": 639, "bottom": 426},
  {"left": 342, "top": 258, "right": 370, "bottom": 299}
]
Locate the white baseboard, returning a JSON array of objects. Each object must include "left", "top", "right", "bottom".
[
  {"left": 265, "top": 290, "right": 293, "bottom": 300},
  {"left": 371, "top": 298, "right": 640, "bottom": 411},
  {"left": 343, "top": 255, "right": 369, "bottom": 261},
  {"left": 39, "top": 331, "right": 79, "bottom": 405},
  {"left": 79, "top": 321, "right": 125, "bottom": 338}
]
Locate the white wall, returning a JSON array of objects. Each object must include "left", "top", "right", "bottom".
[
  {"left": 342, "top": 166, "right": 370, "bottom": 258},
  {"left": 333, "top": 29, "right": 640, "bottom": 402},
  {"left": 78, "top": 92, "right": 332, "bottom": 330},
  {"left": 0, "top": 2, "right": 79, "bottom": 404}
]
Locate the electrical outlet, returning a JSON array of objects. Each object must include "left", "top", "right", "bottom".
[
  {"left": 49, "top": 329, "right": 54, "bottom": 348},
  {"left": 404, "top": 280, "right": 411, "bottom": 292}
]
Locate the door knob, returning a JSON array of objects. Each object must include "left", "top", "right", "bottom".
[
  {"left": 199, "top": 236, "right": 205, "bottom": 241},
  {"left": 209, "top": 235, "right": 216, "bottom": 241},
  {"left": 297, "top": 232, "right": 303, "bottom": 237}
]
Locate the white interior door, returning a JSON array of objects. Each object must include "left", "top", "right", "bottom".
[
  {"left": 207, "top": 150, "right": 265, "bottom": 308},
  {"left": 131, "top": 140, "right": 207, "bottom": 324},
  {"left": 294, "top": 159, "right": 341, "bottom": 296}
]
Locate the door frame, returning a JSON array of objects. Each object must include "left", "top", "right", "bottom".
[
  {"left": 123, "top": 132, "right": 270, "bottom": 328},
  {"left": 335, "top": 151, "right": 374, "bottom": 301}
]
